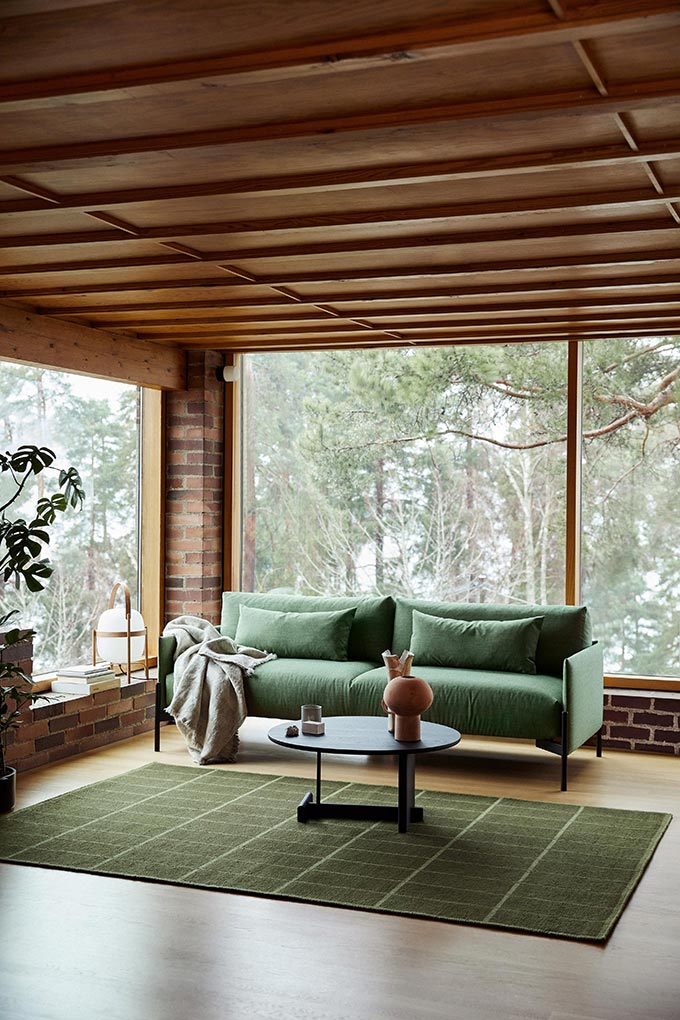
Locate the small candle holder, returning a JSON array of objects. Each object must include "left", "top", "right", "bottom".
[{"left": 301, "top": 704, "right": 325, "bottom": 735}]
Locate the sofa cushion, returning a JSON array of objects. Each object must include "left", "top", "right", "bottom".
[
  {"left": 222, "top": 592, "right": 394, "bottom": 662},
  {"left": 411, "top": 611, "right": 543, "bottom": 674},
  {"left": 244, "top": 659, "right": 376, "bottom": 718},
  {"left": 234, "top": 604, "right": 356, "bottom": 661},
  {"left": 393, "top": 598, "right": 591, "bottom": 678},
  {"left": 350, "top": 665, "right": 563, "bottom": 739}
]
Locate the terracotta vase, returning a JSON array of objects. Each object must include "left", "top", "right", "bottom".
[
  {"left": 382, "top": 674, "right": 434, "bottom": 742},
  {"left": 381, "top": 650, "right": 414, "bottom": 732}
]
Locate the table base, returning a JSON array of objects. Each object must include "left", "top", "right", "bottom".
[
  {"left": 299, "top": 750, "right": 422, "bottom": 832},
  {"left": 297, "top": 794, "right": 424, "bottom": 829}
]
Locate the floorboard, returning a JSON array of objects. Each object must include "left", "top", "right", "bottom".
[{"left": 1, "top": 720, "right": 678, "bottom": 1020}]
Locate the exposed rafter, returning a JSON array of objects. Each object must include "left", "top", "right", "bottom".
[
  {"left": 1, "top": 0, "right": 679, "bottom": 354},
  {"left": 2, "top": 78, "right": 680, "bottom": 174},
  {"left": 2, "top": 2, "right": 677, "bottom": 104},
  {"left": 3, "top": 193, "right": 680, "bottom": 249},
  {"left": 2, "top": 139, "right": 680, "bottom": 215}
]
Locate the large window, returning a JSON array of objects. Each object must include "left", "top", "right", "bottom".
[
  {"left": 241, "top": 337, "right": 680, "bottom": 684},
  {"left": 0, "top": 364, "right": 140, "bottom": 673},
  {"left": 242, "top": 344, "right": 567, "bottom": 606},
  {"left": 582, "top": 337, "right": 680, "bottom": 678}
]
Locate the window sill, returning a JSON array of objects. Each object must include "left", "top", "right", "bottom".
[
  {"left": 30, "top": 668, "right": 156, "bottom": 712},
  {"left": 604, "top": 674, "right": 680, "bottom": 693}
]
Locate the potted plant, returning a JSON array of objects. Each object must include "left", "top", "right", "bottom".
[{"left": 0, "top": 444, "right": 84, "bottom": 812}]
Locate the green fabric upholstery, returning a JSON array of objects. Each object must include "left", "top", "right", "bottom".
[
  {"left": 158, "top": 635, "right": 177, "bottom": 706},
  {"left": 221, "top": 592, "right": 395, "bottom": 662},
  {"left": 411, "top": 610, "right": 543, "bottom": 674},
  {"left": 156, "top": 593, "right": 603, "bottom": 770},
  {"left": 234, "top": 604, "right": 355, "bottom": 661},
  {"left": 163, "top": 670, "right": 175, "bottom": 703},
  {"left": 563, "top": 642, "right": 604, "bottom": 753},
  {"left": 393, "top": 598, "right": 591, "bottom": 678},
  {"left": 159, "top": 659, "right": 376, "bottom": 718},
  {"left": 350, "top": 666, "right": 562, "bottom": 739},
  {"left": 244, "top": 658, "right": 376, "bottom": 718}
]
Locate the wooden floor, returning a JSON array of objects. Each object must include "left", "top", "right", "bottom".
[{"left": 2, "top": 720, "right": 679, "bottom": 1020}]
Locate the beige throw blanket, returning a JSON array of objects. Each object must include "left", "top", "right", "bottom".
[{"left": 164, "top": 616, "right": 275, "bottom": 765}]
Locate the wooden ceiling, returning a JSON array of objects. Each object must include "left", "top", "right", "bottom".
[{"left": 1, "top": 0, "right": 680, "bottom": 359}]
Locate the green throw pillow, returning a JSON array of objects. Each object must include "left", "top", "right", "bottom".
[
  {"left": 234, "top": 604, "right": 356, "bottom": 661},
  {"left": 411, "top": 610, "right": 544, "bottom": 675}
]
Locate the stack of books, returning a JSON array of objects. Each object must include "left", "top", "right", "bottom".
[{"left": 51, "top": 663, "right": 120, "bottom": 695}]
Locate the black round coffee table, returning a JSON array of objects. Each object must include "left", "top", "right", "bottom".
[{"left": 268, "top": 715, "right": 461, "bottom": 833}]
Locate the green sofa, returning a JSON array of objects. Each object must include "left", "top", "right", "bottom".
[{"left": 156, "top": 592, "right": 604, "bottom": 790}]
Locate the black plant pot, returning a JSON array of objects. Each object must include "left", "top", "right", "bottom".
[{"left": 0, "top": 767, "right": 17, "bottom": 813}]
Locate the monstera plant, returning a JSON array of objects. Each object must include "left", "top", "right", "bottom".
[{"left": 0, "top": 444, "right": 85, "bottom": 811}]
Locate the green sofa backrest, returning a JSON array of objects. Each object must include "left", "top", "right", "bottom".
[
  {"left": 221, "top": 592, "right": 395, "bottom": 663},
  {"left": 392, "top": 598, "right": 592, "bottom": 678}
]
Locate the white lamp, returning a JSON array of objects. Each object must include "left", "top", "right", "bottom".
[{"left": 93, "top": 581, "right": 149, "bottom": 682}]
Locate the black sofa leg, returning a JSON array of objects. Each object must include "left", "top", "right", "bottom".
[
  {"left": 596, "top": 726, "right": 603, "bottom": 758},
  {"left": 154, "top": 680, "right": 162, "bottom": 752},
  {"left": 560, "top": 710, "right": 568, "bottom": 792},
  {"left": 536, "top": 710, "right": 569, "bottom": 791}
]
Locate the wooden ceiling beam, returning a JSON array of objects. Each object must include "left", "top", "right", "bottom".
[
  {"left": 2, "top": 3, "right": 677, "bottom": 104},
  {"left": 7, "top": 270, "right": 680, "bottom": 304},
  {"left": 2, "top": 219, "right": 677, "bottom": 274},
  {"left": 34, "top": 293, "right": 679, "bottom": 317},
  {"left": 5, "top": 248, "right": 680, "bottom": 289},
  {"left": 0, "top": 277, "right": 244, "bottom": 299},
  {"left": 248, "top": 251, "right": 680, "bottom": 284},
  {"left": 571, "top": 40, "right": 609, "bottom": 96},
  {"left": 80, "top": 294, "right": 680, "bottom": 327},
  {"left": 397, "top": 322, "right": 680, "bottom": 340},
  {"left": 133, "top": 308, "right": 680, "bottom": 337},
  {"left": 208, "top": 327, "right": 680, "bottom": 354},
  {"left": 165, "top": 319, "right": 680, "bottom": 348},
  {"left": 3, "top": 188, "right": 680, "bottom": 249},
  {"left": 0, "top": 303, "right": 185, "bottom": 389},
  {"left": 0, "top": 175, "right": 62, "bottom": 205},
  {"left": 2, "top": 140, "right": 680, "bottom": 215},
  {"left": 1, "top": 254, "right": 196, "bottom": 275},
  {"left": 2, "top": 78, "right": 680, "bottom": 173}
]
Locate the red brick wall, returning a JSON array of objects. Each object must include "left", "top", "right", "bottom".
[
  {"left": 165, "top": 349, "right": 225, "bottom": 624},
  {"left": 5, "top": 680, "right": 156, "bottom": 773},
  {"left": 602, "top": 691, "right": 680, "bottom": 755}
]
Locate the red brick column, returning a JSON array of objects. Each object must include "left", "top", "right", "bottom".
[{"left": 165, "top": 350, "right": 225, "bottom": 624}]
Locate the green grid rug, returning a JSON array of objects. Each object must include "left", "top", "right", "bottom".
[{"left": 0, "top": 763, "right": 671, "bottom": 941}]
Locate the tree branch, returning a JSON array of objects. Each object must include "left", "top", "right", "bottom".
[{"left": 603, "top": 340, "right": 674, "bottom": 373}]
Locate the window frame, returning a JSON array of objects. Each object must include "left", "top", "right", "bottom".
[
  {"left": 26, "top": 383, "right": 162, "bottom": 679},
  {"left": 235, "top": 341, "right": 680, "bottom": 692}
]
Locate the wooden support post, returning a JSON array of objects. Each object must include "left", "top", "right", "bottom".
[
  {"left": 565, "top": 340, "right": 583, "bottom": 606},
  {"left": 223, "top": 352, "right": 242, "bottom": 593}
]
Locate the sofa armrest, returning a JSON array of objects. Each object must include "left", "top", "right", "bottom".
[
  {"left": 157, "top": 634, "right": 177, "bottom": 710},
  {"left": 562, "top": 641, "right": 604, "bottom": 753}
]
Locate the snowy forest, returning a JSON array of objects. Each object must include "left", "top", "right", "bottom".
[
  {"left": 0, "top": 365, "right": 139, "bottom": 672},
  {"left": 242, "top": 337, "right": 680, "bottom": 678}
]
